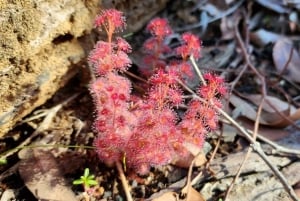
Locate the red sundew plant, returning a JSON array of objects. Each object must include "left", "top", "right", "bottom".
[
  {"left": 176, "top": 32, "right": 202, "bottom": 60},
  {"left": 140, "top": 18, "right": 173, "bottom": 76},
  {"left": 89, "top": 9, "right": 226, "bottom": 175}
]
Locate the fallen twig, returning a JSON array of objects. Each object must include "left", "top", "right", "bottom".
[
  {"left": 116, "top": 161, "right": 133, "bottom": 201},
  {"left": 0, "top": 93, "right": 80, "bottom": 161},
  {"left": 182, "top": 54, "right": 299, "bottom": 200}
]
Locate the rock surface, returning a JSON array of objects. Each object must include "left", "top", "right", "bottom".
[
  {"left": 0, "top": 0, "right": 169, "bottom": 137},
  {"left": 102, "top": 0, "right": 170, "bottom": 33}
]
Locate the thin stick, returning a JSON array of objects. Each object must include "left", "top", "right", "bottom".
[
  {"left": 116, "top": 161, "right": 133, "bottom": 201},
  {"left": 206, "top": 131, "right": 222, "bottom": 169},
  {"left": 0, "top": 144, "right": 95, "bottom": 158},
  {"left": 218, "top": 105, "right": 299, "bottom": 201},
  {"left": 184, "top": 16, "right": 299, "bottom": 199},
  {"left": 225, "top": 92, "right": 264, "bottom": 199},
  {"left": 254, "top": 131, "right": 300, "bottom": 156},
  {"left": 234, "top": 17, "right": 298, "bottom": 200},
  {"left": 279, "top": 45, "right": 294, "bottom": 77},
  {"left": 187, "top": 131, "right": 222, "bottom": 190},
  {"left": 124, "top": 71, "right": 147, "bottom": 83},
  {"left": 224, "top": 146, "right": 252, "bottom": 201},
  {"left": 178, "top": 79, "right": 299, "bottom": 201},
  {"left": 190, "top": 55, "right": 206, "bottom": 85},
  {"left": 182, "top": 157, "right": 195, "bottom": 201},
  {"left": 181, "top": 152, "right": 203, "bottom": 201}
]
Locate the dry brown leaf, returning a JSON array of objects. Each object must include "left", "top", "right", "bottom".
[
  {"left": 273, "top": 38, "right": 300, "bottom": 83},
  {"left": 239, "top": 117, "right": 290, "bottom": 141},
  {"left": 185, "top": 187, "right": 206, "bottom": 201},
  {"left": 230, "top": 94, "right": 261, "bottom": 122},
  {"left": 172, "top": 142, "right": 207, "bottom": 168},
  {"left": 151, "top": 187, "right": 205, "bottom": 201},
  {"left": 249, "top": 94, "right": 293, "bottom": 113},
  {"left": 247, "top": 94, "right": 300, "bottom": 127},
  {"left": 230, "top": 94, "right": 300, "bottom": 127},
  {"left": 152, "top": 191, "right": 178, "bottom": 201},
  {"left": 18, "top": 149, "right": 77, "bottom": 201},
  {"left": 250, "top": 29, "right": 283, "bottom": 46},
  {"left": 294, "top": 182, "right": 300, "bottom": 199}
]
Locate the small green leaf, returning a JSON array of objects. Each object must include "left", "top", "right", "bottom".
[
  {"left": 0, "top": 159, "right": 7, "bottom": 165},
  {"left": 84, "top": 168, "right": 90, "bottom": 178},
  {"left": 87, "top": 180, "right": 98, "bottom": 186},
  {"left": 87, "top": 175, "right": 95, "bottom": 180},
  {"left": 73, "top": 168, "right": 97, "bottom": 189},
  {"left": 73, "top": 180, "right": 84, "bottom": 185}
]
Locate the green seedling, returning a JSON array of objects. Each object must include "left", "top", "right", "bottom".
[
  {"left": 73, "top": 168, "right": 98, "bottom": 190},
  {"left": 0, "top": 158, "right": 7, "bottom": 165}
]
